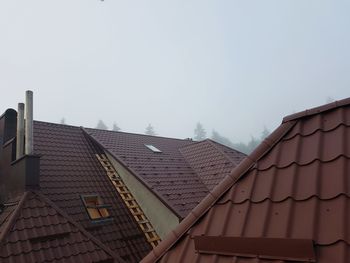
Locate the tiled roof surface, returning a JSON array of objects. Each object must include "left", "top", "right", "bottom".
[
  {"left": 33, "top": 121, "right": 151, "bottom": 262},
  {"left": 0, "top": 196, "right": 20, "bottom": 238},
  {"left": 180, "top": 139, "right": 246, "bottom": 190},
  {"left": 142, "top": 98, "right": 350, "bottom": 263},
  {"left": 85, "top": 129, "right": 245, "bottom": 218},
  {"left": 0, "top": 191, "right": 120, "bottom": 263},
  {"left": 209, "top": 140, "right": 247, "bottom": 165}
]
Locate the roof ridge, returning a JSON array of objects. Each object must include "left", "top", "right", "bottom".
[
  {"left": 33, "top": 120, "right": 194, "bottom": 143},
  {"left": 206, "top": 139, "right": 245, "bottom": 166},
  {"left": 178, "top": 141, "right": 214, "bottom": 191},
  {"left": 32, "top": 190, "right": 124, "bottom": 262},
  {"left": 81, "top": 127, "right": 183, "bottom": 219},
  {"left": 85, "top": 127, "right": 195, "bottom": 143},
  {"left": 34, "top": 120, "right": 81, "bottom": 129},
  {"left": 141, "top": 120, "right": 297, "bottom": 263},
  {"left": 283, "top": 97, "right": 350, "bottom": 123},
  {"left": 0, "top": 192, "right": 28, "bottom": 247},
  {"left": 178, "top": 138, "right": 210, "bottom": 148}
]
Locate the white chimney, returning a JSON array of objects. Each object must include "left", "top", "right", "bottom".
[
  {"left": 25, "top": 90, "right": 33, "bottom": 155},
  {"left": 16, "top": 103, "right": 25, "bottom": 159}
]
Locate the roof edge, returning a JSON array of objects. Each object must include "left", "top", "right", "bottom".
[
  {"left": 179, "top": 139, "right": 246, "bottom": 168},
  {"left": 206, "top": 139, "right": 247, "bottom": 166},
  {"left": 85, "top": 127, "right": 194, "bottom": 143},
  {"left": 283, "top": 97, "right": 350, "bottom": 123},
  {"left": 0, "top": 192, "right": 28, "bottom": 247},
  {"left": 141, "top": 120, "right": 297, "bottom": 263},
  {"left": 81, "top": 127, "right": 183, "bottom": 220}
]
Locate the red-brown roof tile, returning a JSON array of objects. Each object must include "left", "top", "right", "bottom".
[
  {"left": 33, "top": 121, "right": 152, "bottom": 262},
  {"left": 85, "top": 129, "right": 245, "bottom": 218},
  {"left": 0, "top": 191, "right": 122, "bottom": 263},
  {"left": 142, "top": 97, "right": 350, "bottom": 263}
]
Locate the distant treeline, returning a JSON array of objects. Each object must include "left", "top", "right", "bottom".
[
  {"left": 60, "top": 118, "right": 268, "bottom": 154},
  {"left": 194, "top": 122, "right": 269, "bottom": 154}
]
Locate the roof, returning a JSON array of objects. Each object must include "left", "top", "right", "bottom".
[
  {"left": 142, "top": 97, "right": 350, "bottom": 263},
  {"left": 179, "top": 139, "right": 245, "bottom": 190},
  {"left": 84, "top": 129, "right": 246, "bottom": 218},
  {"left": 0, "top": 191, "right": 121, "bottom": 263},
  {"left": 33, "top": 121, "right": 152, "bottom": 262}
]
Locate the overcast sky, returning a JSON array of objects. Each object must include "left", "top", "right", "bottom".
[{"left": 0, "top": 1, "right": 349, "bottom": 143}]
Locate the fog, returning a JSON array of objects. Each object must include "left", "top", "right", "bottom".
[{"left": 0, "top": 0, "right": 349, "bottom": 144}]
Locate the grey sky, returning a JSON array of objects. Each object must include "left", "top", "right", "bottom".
[{"left": 0, "top": 1, "right": 349, "bottom": 143}]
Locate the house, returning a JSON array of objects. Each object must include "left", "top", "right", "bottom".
[
  {"left": 0, "top": 91, "right": 246, "bottom": 262},
  {"left": 0, "top": 110, "right": 152, "bottom": 263},
  {"left": 85, "top": 128, "right": 246, "bottom": 238},
  {"left": 142, "top": 97, "right": 350, "bottom": 263}
]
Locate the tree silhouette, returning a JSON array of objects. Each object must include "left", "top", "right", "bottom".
[
  {"left": 145, "top": 124, "right": 156, "bottom": 136},
  {"left": 260, "top": 126, "right": 270, "bottom": 141},
  {"left": 96, "top": 120, "right": 108, "bottom": 130},
  {"left": 112, "top": 122, "right": 121, "bottom": 131},
  {"left": 194, "top": 122, "right": 206, "bottom": 141},
  {"left": 211, "top": 130, "right": 235, "bottom": 148},
  {"left": 60, "top": 118, "right": 66, "bottom": 124},
  {"left": 211, "top": 127, "right": 271, "bottom": 155}
]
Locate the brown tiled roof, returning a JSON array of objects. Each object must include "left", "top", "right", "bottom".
[
  {"left": 85, "top": 129, "right": 245, "bottom": 218},
  {"left": 33, "top": 121, "right": 152, "bottom": 262},
  {"left": 0, "top": 191, "right": 121, "bottom": 263},
  {"left": 179, "top": 139, "right": 246, "bottom": 190},
  {"left": 142, "top": 97, "right": 350, "bottom": 263}
]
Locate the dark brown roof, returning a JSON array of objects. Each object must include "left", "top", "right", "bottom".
[
  {"left": 33, "top": 121, "right": 152, "bottom": 262},
  {"left": 85, "top": 129, "right": 246, "bottom": 218},
  {"left": 179, "top": 139, "right": 246, "bottom": 190},
  {"left": 0, "top": 191, "right": 121, "bottom": 263},
  {"left": 142, "top": 97, "right": 350, "bottom": 263}
]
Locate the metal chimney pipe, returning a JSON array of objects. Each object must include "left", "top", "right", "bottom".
[
  {"left": 25, "top": 90, "right": 33, "bottom": 155},
  {"left": 16, "top": 103, "right": 25, "bottom": 159}
]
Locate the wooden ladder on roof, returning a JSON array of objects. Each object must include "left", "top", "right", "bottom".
[{"left": 95, "top": 154, "right": 161, "bottom": 248}]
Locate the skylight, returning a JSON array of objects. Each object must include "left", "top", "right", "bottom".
[
  {"left": 145, "top": 144, "right": 162, "bottom": 153},
  {"left": 81, "top": 195, "right": 111, "bottom": 221}
]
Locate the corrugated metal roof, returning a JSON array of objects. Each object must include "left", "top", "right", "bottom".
[
  {"left": 142, "top": 97, "right": 350, "bottom": 263},
  {"left": 0, "top": 191, "right": 121, "bottom": 263},
  {"left": 85, "top": 130, "right": 245, "bottom": 218},
  {"left": 33, "top": 121, "right": 152, "bottom": 262}
]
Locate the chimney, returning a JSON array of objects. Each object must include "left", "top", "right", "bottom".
[
  {"left": 16, "top": 103, "right": 24, "bottom": 159},
  {"left": 0, "top": 91, "right": 40, "bottom": 203},
  {"left": 25, "top": 90, "right": 33, "bottom": 155}
]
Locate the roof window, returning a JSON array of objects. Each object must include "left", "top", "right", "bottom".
[
  {"left": 81, "top": 195, "right": 111, "bottom": 221},
  {"left": 145, "top": 144, "right": 162, "bottom": 153}
]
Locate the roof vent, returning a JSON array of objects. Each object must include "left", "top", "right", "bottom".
[{"left": 145, "top": 144, "right": 162, "bottom": 153}]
